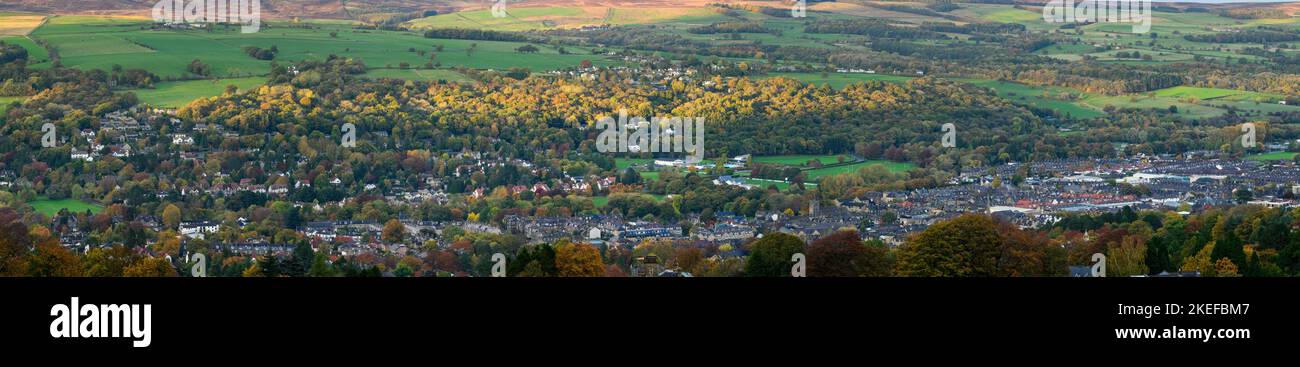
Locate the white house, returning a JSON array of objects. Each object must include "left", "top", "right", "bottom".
[{"left": 180, "top": 221, "right": 220, "bottom": 240}]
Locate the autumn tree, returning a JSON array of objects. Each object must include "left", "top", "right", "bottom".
[
  {"left": 895, "top": 214, "right": 1002, "bottom": 277},
  {"left": 744, "top": 232, "right": 805, "bottom": 277},
  {"left": 123, "top": 257, "right": 179, "bottom": 277},
  {"left": 806, "top": 230, "right": 891, "bottom": 277},
  {"left": 382, "top": 219, "right": 405, "bottom": 243},
  {"left": 1215, "top": 257, "right": 1241, "bottom": 277},
  {"left": 27, "top": 242, "right": 83, "bottom": 277},
  {"left": 162, "top": 204, "right": 182, "bottom": 230},
  {"left": 672, "top": 247, "right": 706, "bottom": 275},
  {"left": 1181, "top": 243, "right": 1216, "bottom": 276},
  {"left": 1107, "top": 236, "right": 1148, "bottom": 277},
  {"left": 555, "top": 241, "right": 604, "bottom": 277},
  {"left": 0, "top": 208, "right": 32, "bottom": 276},
  {"left": 83, "top": 245, "right": 140, "bottom": 277}
]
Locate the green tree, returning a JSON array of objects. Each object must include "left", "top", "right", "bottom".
[
  {"left": 1234, "top": 187, "right": 1253, "bottom": 204},
  {"left": 309, "top": 251, "right": 333, "bottom": 277},
  {"left": 1144, "top": 236, "right": 1171, "bottom": 274},
  {"left": 744, "top": 232, "right": 805, "bottom": 277}
]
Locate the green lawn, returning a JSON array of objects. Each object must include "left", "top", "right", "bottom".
[
  {"left": 753, "top": 154, "right": 855, "bottom": 166},
  {"left": 28, "top": 198, "right": 103, "bottom": 217},
  {"left": 1246, "top": 152, "right": 1298, "bottom": 162},
  {"left": 128, "top": 77, "right": 266, "bottom": 108},
  {"left": 741, "top": 177, "right": 816, "bottom": 191},
  {"left": 0, "top": 96, "right": 26, "bottom": 114},
  {"left": 615, "top": 158, "right": 653, "bottom": 170},
  {"left": 804, "top": 160, "right": 916, "bottom": 181}
]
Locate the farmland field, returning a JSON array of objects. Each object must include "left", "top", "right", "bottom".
[
  {"left": 128, "top": 77, "right": 266, "bottom": 108},
  {"left": 955, "top": 4, "right": 1058, "bottom": 31},
  {"left": 28, "top": 198, "right": 103, "bottom": 217},
  {"left": 1152, "top": 86, "right": 1282, "bottom": 102},
  {"left": 27, "top": 15, "right": 623, "bottom": 78},
  {"left": 957, "top": 79, "right": 1105, "bottom": 119},
  {"left": 0, "top": 35, "right": 50, "bottom": 63},
  {"left": 406, "top": 6, "right": 725, "bottom": 31},
  {"left": 0, "top": 12, "right": 46, "bottom": 36}
]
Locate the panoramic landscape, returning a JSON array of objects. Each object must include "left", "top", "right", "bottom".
[{"left": 3, "top": 0, "right": 1300, "bottom": 278}]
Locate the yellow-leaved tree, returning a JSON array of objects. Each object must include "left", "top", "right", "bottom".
[{"left": 555, "top": 241, "right": 604, "bottom": 277}]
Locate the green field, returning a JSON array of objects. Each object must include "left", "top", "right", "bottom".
[
  {"left": 406, "top": 6, "right": 725, "bottom": 31},
  {"left": 408, "top": 7, "right": 594, "bottom": 31},
  {"left": 753, "top": 154, "right": 856, "bottom": 166},
  {"left": 743, "top": 155, "right": 915, "bottom": 184},
  {"left": 128, "top": 77, "right": 266, "bottom": 108},
  {"left": 1009, "top": 5, "right": 1300, "bottom": 66},
  {"left": 363, "top": 68, "right": 473, "bottom": 82},
  {"left": 1152, "top": 86, "right": 1281, "bottom": 102},
  {"left": 804, "top": 160, "right": 916, "bottom": 181},
  {"left": 28, "top": 15, "right": 622, "bottom": 79},
  {"left": 0, "top": 35, "right": 50, "bottom": 63},
  {"left": 1246, "top": 151, "right": 1298, "bottom": 161},
  {"left": 957, "top": 79, "right": 1106, "bottom": 119},
  {"left": 955, "top": 4, "right": 1059, "bottom": 31},
  {"left": 0, "top": 96, "right": 26, "bottom": 114},
  {"left": 615, "top": 158, "right": 653, "bottom": 171},
  {"left": 28, "top": 198, "right": 103, "bottom": 217}
]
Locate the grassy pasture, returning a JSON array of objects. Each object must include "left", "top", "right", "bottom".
[
  {"left": 406, "top": 6, "right": 724, "bottom": 31},
  {"left": 957, "top": 79, "right": 1105, "bottom": 119},
  {"left": 0, "top": 35, "right": 50, "bottom": 63},
  {"left": 0, "top": 96, "right": 27, "bottom": 114},
  {"left": 128, "top": 77, "right": 266, "bottom": 108},
  {"left": 29, "top": 15, "right": 622, "bottom": 78},
  {"left": 1151, "top": 86, "right": 1281, "bottom": 102}
]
